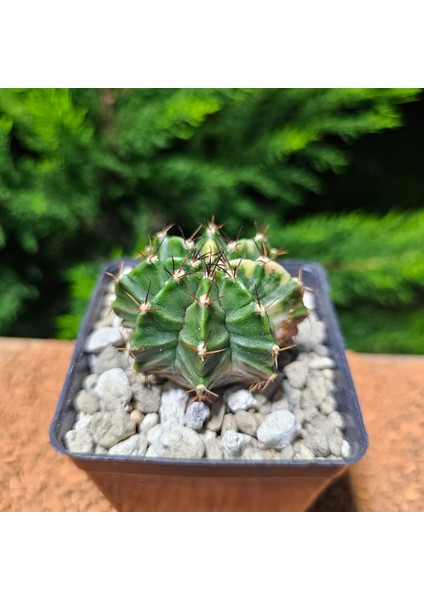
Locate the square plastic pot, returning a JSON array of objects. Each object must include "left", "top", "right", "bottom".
[{"left": 49, "top": 259, "right": 368, "bottom": 512}]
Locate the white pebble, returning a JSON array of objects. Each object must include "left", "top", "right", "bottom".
[
  {"left": 341, "top": 440, "right": 351, "bottom": 458},
  {"left": 295, "top": 319, "right": 326, "bottom": 351},
  {"left": 226, "top": 388, "right": 257, "bottom": 412},
  {"left": 307, "top": 432, "right": 329, "bottom": 456},
  {"left": 259, "top": 403, "right": 272, "bottom": 415},
  {"left": 147, "top": 423, "right": 163, "bottom": 446},
  {"left": 221, "top": 413, "right": 238, "bottom": 434},
  {"left": 95, "top": 368, "right": 132, "bottom": 411},
  {"left": 139, "top": 413, "right": 159, "bottom": 435},
  {"left": 82, "top": 373, "right": 97, "bottom": 392},
  {"left": 282, "top": 381, "right": 302, "bottom": 410},
  {"left": 235, "top": 410, "right": 258, "bottom": 436},
  {"left": 204, "top": 433, "right": 223, "bottom": 460},
  {"left": 159, "top": 388, "right": 188, "bottom": 426},
  {"left": 112, "top": 314, "right": 123, "bottom": 327},
  {"left": 293, "top": 408, "right": 304, "bottom": 426},
  {"left": 293, "top": 441, "right": 314, "bottom": 460},
  {"left": 184, "top": 401, "right": 210, "bottom": 431},
  {"left": 220, "top": 431, "right": 251, "bottom": 459},
  {"left": 257, "top": 410, "right": 297, "bottom": 450},
  {"left": 320, "top": 396, "right": 337, "bottom": 415},
  {"left": 253, "top": 393, "right": 269, "bottom": 408},
  {"left": 315, "top": 344, "right": 330, "bottom": 357},
  {"left": 280, "top": 445, "right": 295, "bottom": 460},
  {"left": 130, "top": 375, "right": 161, "bottom": 413},
  {"left": 89, "top": 409, "right": 136, "bottom": 448},
  {"left": 241, "top": 446, "right": 274, "bottom": 460},
  {"left": 201, "top": 430, "right": 217, "bottom": 443},
  {"left": 94, "top": 312, "right": 115, "bottom": 329},
  {"left": 308, "top": 373, "right": 329, "bottom": 405},
  {"left": 153, "top": 426, "right": 205, "bottom": 459},
  {"left": 85, "top": 327, "right": 125, "bottom": 353},
  {"left": 284, "top": 360, "right": 309, "bottom": 389},
  {"left": 328, "top": 430, "right": 344, "bottom": 456},
  {"left": 74, "top": 390, "right": 100, "bottom": 415},
  {"left": 65, "top": 428, "right": 94, "bottom": 453},
  {"left": 108, "top": 433, "right": 148, "bottom": 456},
  {"left": 94, "top": 345, "right": 128, "bottom": 375},
  {"left": 300, "top": 388, "right": 314, "bottom": 409},
  {"left": 328, "top": 411, "right": 344, "bottom": 428},
  {"left": 88, "top": 354, "right": 97, "bottom": 371},
  {"left": 303, "top": 405, "right": 318, "bottom": 422},
  {"left": 309, "top": 357, "right": 335, "bottom": 370},
  {"left": 322, "top": 368, "right": 335, "bottom": 380},
  {"left": 303, "top": 290, "right": 315, "bottom": 310},
  {"left": 74, "top": 413, "right": 93, "bottom": 431},
  {"left": 206, "top": 401, "right": 226, "bottom": 432}
]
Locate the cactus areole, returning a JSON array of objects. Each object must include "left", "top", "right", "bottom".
[{"left": 112, "top": 220, "right": 309, "bottom": 403}]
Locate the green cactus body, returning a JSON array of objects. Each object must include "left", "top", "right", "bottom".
[{"left": 112, "top": 222, "right": 308, "bottom": 401}]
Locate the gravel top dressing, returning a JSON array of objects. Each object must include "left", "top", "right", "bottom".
[{"left": 65, "top": 280, "right": 350, "bottom": 462}]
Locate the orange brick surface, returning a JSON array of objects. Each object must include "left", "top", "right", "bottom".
[
  {"left": 343, "top": 352, "right": 424, "bottom": 511},
  {"left": 0, "top": 338, "right": 423, "bottom": 511}
]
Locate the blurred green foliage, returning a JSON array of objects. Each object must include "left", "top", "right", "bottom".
[
  {"left": 0, "top": 88, "right": 423, "bottom": 352},
  {"left": 272, "top": 211, "right": 424, "bottom": 353}
]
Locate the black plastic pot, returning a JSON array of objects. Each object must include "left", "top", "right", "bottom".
[{"left": 49, "top": 259, "right": 368, "bottom": 511}]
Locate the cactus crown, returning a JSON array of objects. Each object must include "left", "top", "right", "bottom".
[{"left": 112, "top": 219, "right": 308, "bottom": 402}]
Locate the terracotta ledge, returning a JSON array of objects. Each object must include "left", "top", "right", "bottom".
[{"left": 1, "top": 337, "right": 423, "bottom": 512}]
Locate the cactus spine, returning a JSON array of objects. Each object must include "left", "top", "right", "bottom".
[{"left": 112, "top": 220, "right": 308, "bottom": 402}]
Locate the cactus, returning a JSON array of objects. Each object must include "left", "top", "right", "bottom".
[{"left": 112, "top": 219, "right": 309, "bottom": 402}]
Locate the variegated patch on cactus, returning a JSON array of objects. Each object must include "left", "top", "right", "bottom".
[{"left": 112, "top": 219, "right": 309, "bottom": 402}]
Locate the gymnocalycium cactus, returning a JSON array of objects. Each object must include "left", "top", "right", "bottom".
[{"left": 112, "top": 219, "right": 309, "bottom": 402}]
